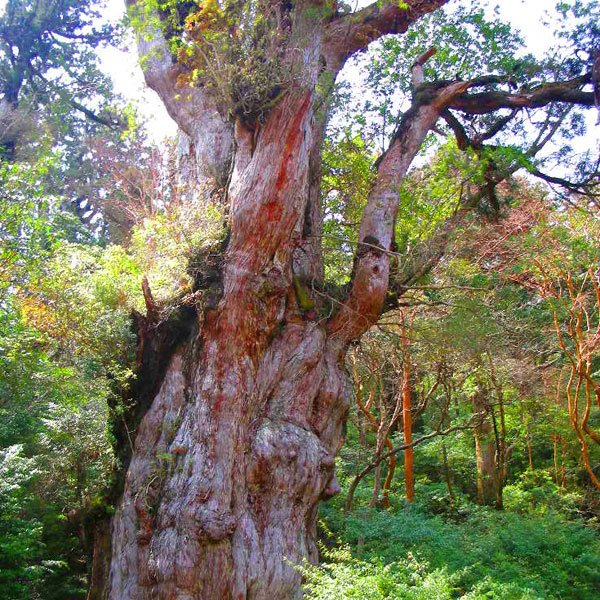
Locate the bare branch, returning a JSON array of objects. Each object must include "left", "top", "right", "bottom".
[
  {"left": 475, "top": 109, "right": 520, "bottom": 145},
  {"left": 528, "top": 164, "right": 600, "bottom": 198},
  {"left": 441, "top": 109, "right": 470, "bottom": 150}
]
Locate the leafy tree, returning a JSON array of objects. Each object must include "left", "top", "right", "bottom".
[
  {"left": 0, "top": 0, "right": 119, "bottom": 159},
  {"left": 2, "top": 0, "right": 600, "bottom": 598}
]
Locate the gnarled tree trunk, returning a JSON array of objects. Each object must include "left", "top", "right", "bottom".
[
  {"left": 109, "top": 80, "right": 350, "bottom": 600},
  {"left": 87, "top": 1, "right": 595, "bottom": 597},
  {"left": 96, "top": 3, "right": 450, "bottom": 598}
]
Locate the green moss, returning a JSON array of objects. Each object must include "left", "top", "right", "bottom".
[{"left": 293, "top": 275, "right": 315, "bottom": 311}]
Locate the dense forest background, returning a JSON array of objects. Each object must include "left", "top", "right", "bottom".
[{"left": 1, "top": 0, "right": 600, "bottom": 598}]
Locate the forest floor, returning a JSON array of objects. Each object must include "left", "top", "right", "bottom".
[{"left": 305, "top": 480, "right": 600, "bottom": 599}]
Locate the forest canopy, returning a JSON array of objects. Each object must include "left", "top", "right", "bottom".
[{"left": 1, "top": 0, "right": 600, "bottom": 598}]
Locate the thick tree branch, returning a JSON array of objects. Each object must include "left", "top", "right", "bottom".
[
  {"left": 528, "top": 164, "right": 600, "bottom": 199},
  {"left": 327, "top": 67, "right": 472, "bottom": 346},
  {"left": 412, "top": 46, "right": 437, "bottom": 88},
  {"left": 450, "top": 73, "right": 594, "bottom": 113},
  {"left": 324, "top": 0, "right": 448, "bottom": 70},
  {"left": 441, "top": 109, "right": 470, "bottom": 150},
  {"left": 388, "top": 83, "right": 596, "bottom": 304},
  {"left": 328, "top": 60, "right": 540, "bottom": 344},
  {"left": 126, "top": 0, "right": 233, "bottom": 186}
]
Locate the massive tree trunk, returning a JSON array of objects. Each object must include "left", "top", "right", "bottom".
[
  {"left": 109, "top": 77, "right": 349, "bottom": 600},
  {"left": 98, "top": 4, "right": 450, "bottom": 598},
  {"left": 88, "top": 1, "right": 596, "bottom": 598}
]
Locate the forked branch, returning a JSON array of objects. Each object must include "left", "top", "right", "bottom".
[{"left": 328, "top": 59, "right": 597, "bottom": 348}]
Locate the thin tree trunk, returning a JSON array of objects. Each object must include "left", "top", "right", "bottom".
[
  {"left": 473, "top": 389, "right": 497, "bottom": 506},
  {"left": 561, "top": 438, "right": 567, "bottom": 490},
  {"left": 554, "top": 434, "right": 560, "bottom": 489},
  {"left": 442, "top": 384, "right": 455, "bottom": 499},
  {"left": 370, "top": 459, "right": 382, "bottom": 508},
  {"left": 370, "top": 386, "right": 390, "bottom": 507},
  {"left": 402, "top": 353, "right": 414, "bottom": 504},
  {"left": 381, "top": 449, "right": 397, "bottom": 508},
  {"left": 400, "top": 311, "right": 415, "bottom": 504},
  {"left": 487, "top": 353, "right": 507, "bottom": 510},
  {"left": 442, "top": 442, "right": 454, "bottom": 499},
  {"left": 490, "top": 405, "right": 504, "bottom": 510},
  {"left": 526, "top": 424, "right": 534, "bottom": 471},
  {"left": 519, "top": 389, "right": 533, "bottom": 470}
]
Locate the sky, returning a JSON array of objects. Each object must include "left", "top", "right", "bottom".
[{"left": 97, "top": 0, "right": 177, "bottom": 140}]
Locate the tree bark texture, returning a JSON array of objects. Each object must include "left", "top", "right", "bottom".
[
  {"left": 400, "top": 315, "right": 415, "bottom": 504},
  {"left": 99, "top": 4, "right": 455, "bottom": 597},
  {"left": 109, "top": 85, "right": 352, "bottom": 600},
  {"left": 402, "top": 356, "right": 415, "bottom": 504}
]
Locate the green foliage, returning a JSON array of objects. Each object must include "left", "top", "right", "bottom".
[
  {"left": 0, "top": 155, "right": 91, "bottom": 293},
  {"left": 1, "top": 1, "right": 600, "bottom": 598},
  {"left": 396, "top": 142, "right": 485, "bottom": 255},
  {"left": 319, "top": 500, "right": 600, "bottom": 599},
  {"left": 0, "top": 0, "right": 121, "bottom": 159},
  {"left": 0, "top": 129, "right": 231, "bottom": 592},
  {"left": 503, "top": 470, "right": 582, "bottom": 516},
  {"left": 322, "top": 133, "right": 376, "bottom": 283},
  {"left": 129, "top": 201, "right": 226, "bottom": 302},
  {"left": 333, "top": 3, "right": 530, "bottom": 150},
  {"left": 0, "top": 445, "right": 44, "bottom": 599},
  {"left": 130, "top": 0, "right": 296, "bottom": 121},
  {"left": 0, "top": 297, "right": 114, "bottom": 598},
  {"left": 0, "top": 144, "right": 159, "bottom": 599},
  {"left": 301, "top": 545, "right": 458, "bottom": 599},
  {"left": 335, "top": 178, "right": 600, "bottom": 595}
]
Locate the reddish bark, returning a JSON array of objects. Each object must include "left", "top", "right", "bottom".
[
  {"left": 545, "top": 270, "right": 600, "bottom": 491},
  {"left": 351, "top": 357, "right": 401, "bottom": 509}
]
